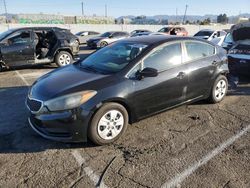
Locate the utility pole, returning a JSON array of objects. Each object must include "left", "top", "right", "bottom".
[
  {"left": 105, "top": 4, "right": 107, "bottom": 17},
  {"left": 3, "top": 0, "right": 9, "bottom": 29},
  {"left": 175, "top": 8, "right": 178, "bottom": 24},
  {"left": 81, "top": 1, "right": 84, "bottom": 16},
  {"left": 182, "top": 4, "right": 188, "bottom": 24}
]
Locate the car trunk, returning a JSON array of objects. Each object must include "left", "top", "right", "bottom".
[{"left": 231, "top": 22, "right": 250, "bottom": 42}]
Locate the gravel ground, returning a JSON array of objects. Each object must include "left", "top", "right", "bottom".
[{"left": 0, "top": 47, "right": 249, "bottom": 188}]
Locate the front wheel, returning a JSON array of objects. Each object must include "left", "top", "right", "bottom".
[
  {"left": 55, "top": 51, "right": 73, "bottom": 67},
  {"left": 88, "top": 103, "right": 128, "bottom": 145},
  {"left": 209, "top": 75, "right": 228, "bottom": 103},
  {"left": 100, "top": 41, "right": 108, "bottom": 48}
]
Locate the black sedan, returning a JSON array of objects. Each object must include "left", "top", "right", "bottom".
[
  {"left": 26, "top": 36, "right": 229, "bottom": 145},
  {"left": 0, "top": 27, "right": 79, "bottom": 71}
]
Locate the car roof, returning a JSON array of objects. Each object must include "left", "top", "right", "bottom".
[{"left": 121, "top": 35, "right": 211, "bottom": 45}]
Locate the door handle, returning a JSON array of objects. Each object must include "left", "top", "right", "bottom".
[{"left": 177, "top": 72, "right": 185, "bottom": 79}]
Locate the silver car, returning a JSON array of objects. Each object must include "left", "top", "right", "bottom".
[
  {"left": 87, "top": 31, "right": 130, "bottom": 49},
  {"left": 75, "top": 31, "right": 100, "bottom": 44}
]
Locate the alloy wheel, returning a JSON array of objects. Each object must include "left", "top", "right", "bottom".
[
  {"left": 214, "top": 80, "right": 227, "bottom": 100},
  {"left": 59, "top": 54, "right": 71, "bottom": 66},
  {"left": 97, "top": 110, "right": 124, "bottom": 140}
]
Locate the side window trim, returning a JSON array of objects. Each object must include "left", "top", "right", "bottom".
[
  {"left": 141, "top": 41, "right": 184, "bottom": 72},
  {"left": 182, "top": 40, "right": 216, "bottom": 64}
]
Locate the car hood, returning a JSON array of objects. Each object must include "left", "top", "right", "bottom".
[
  {"left": 30, "top": 64, "right": 110, "bottom": 101},
  {"left": 231, "top": 22, "right": 250, "bottom": 42}
]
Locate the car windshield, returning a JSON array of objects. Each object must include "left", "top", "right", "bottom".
[
  {"left": 80, "top": 42, "right": 148, "bottom": 74},
  {"left": 75, "top": 32, "right": 84, "bottom": 36},
  {"left": 0, "top": 29, "right": 15, "bottom": 41},
  {"left": 100, "top": 32, "right": 112, "bottom": 37},
  {"left": 224, "top": 33, "right": 233, "bottom": 43},
  {"left": 194, "top": 31, "right": 214, "bottom": 37}
]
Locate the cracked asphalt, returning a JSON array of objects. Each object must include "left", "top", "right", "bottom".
[{"left": 0, "top": 46, "right": 250, "bottom": 188}]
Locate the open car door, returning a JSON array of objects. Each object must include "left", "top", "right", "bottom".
[{"left": 1, "top": 30, "right": 35, "bottom": 66}]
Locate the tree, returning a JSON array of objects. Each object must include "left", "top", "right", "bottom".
[
  {"left": 200, "top": 18, "right": 211, "bottom": 25},
  {"left": 217, "top": 14, "right": 229, "bottom": 24}
]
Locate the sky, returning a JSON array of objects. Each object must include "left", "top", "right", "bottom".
[{"left": 0, "top": 0, "right": 249, "bottom": 17}]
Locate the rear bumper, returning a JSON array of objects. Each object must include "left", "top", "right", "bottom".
[
  {"left": 28, "top": 109, "right": 93, "bottom": 143},
  {"left": 228, "top": 54, "right": 250, "bottom": 77}
]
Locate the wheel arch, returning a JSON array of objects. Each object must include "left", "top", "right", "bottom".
[
  {"left": 55, "top": 48, "right": 73, "bottom": 58},
  {"left": 92, "top": 98, "right": 136, "bottom": 124}
]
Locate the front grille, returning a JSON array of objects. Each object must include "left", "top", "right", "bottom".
[{"left": 27, "top": 98, "right": 42, "bottom": 112}]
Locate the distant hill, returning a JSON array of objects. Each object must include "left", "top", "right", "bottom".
[{"left": 118, "top": 13, "right": 250, "bottom": 24}]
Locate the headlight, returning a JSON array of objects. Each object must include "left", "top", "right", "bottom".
[{"left": 44, "top": 90, "right": 97, "bottom": 111}]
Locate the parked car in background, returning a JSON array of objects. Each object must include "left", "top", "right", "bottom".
[
  {"left": 158, "top": 26, "right": 188, "bottom": 36},
  {"left": 228, "top": 22, "right": 250, "bottom": 78},
  {"left": 194, "top": 29, "right": 227, "bottom": 41},
  {"left": 0, "top": 27, "right": 79, "bottom": 71},
  {"left": 75, "top": 31, "right": 100, "bottom": 44},
  {"left": 211, "top": 30, "right": 230, "bottom": 46},
  {"left": 87, "top": 31, "right": 129, "bottom": 49},
  {"left": 27, "top": 35, "right": 228, "bottom": 145},
  {"left": 130, "top": 29, "right": 151, "bottom": 36},
  {"left": 221, "top": 33, "right": 234, "bottom": 51},
  {"left": 131, "top": 32, "right": 165, "bottom": 37}
]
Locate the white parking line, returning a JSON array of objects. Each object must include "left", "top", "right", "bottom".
[
  {"left": 161, "top": 124, "right": 250, "bottom": 188},
  {"left": 15, "top": 70, "right": 29, "bottom": 86},
  {"left": 71, "top": 150, "right": 108, "bottom": 188}
]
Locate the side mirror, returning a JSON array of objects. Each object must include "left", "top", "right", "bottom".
[
  {"left": 109, "top": 35, "right": 113, "bottom": 38},
  {"left": 203, "top": 36, "right": 209, "bottom": 40},
  {"left": 136, "top": 67, "right": 158, "bottom": 80}
]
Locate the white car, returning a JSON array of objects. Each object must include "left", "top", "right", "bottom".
[{"left": 194, "top": 29, "right": 227, "bottom": 41}]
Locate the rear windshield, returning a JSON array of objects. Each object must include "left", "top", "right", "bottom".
[
  {"left": 80, "top": 42, "right": 148, "bottom": 74},
  {"left": 194, "top": 31, "right": 214, "bottom": 37}
]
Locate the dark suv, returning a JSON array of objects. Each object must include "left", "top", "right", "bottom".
[{"left": 0, "top": 27, "right": 80, "bottom": 71}]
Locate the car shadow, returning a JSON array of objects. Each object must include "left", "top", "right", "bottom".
[{"left": 0, "top": 86, "right": 98, "bottom": 154}]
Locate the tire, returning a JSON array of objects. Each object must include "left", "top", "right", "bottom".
[
  {"left": 100, "top": 41, "right": 108, "bottom": 48},
  {"left": 0, "top": 63, "right": 3, "bottom": 72},
  {"left": 209, "top": 75, "right": 228, "bottom": 103},
  {"left": 88, "top": 103, "right": 129, "bottom": 145},
  {"left": 55, "top": 51, "right": 73, "bottom": 67}
]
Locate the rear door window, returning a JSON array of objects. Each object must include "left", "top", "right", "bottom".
[{"left": 184, "top": 41, "right": 215, "bottom": 62}]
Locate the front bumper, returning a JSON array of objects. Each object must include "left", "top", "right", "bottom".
[
  {"left": 28, "top": 109, "right": 93, "bottom": 143},
  {"left": 87, "top": 41, "right": 98, "bottom": 49},
  {"left": 73, "top": 55, "right": 80, "bottom": 61}
]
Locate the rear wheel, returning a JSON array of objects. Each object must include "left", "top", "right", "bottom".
[
  {"left": 88, "top": 103, "right": 128, "bottom": 145},
  {"left": 55, "top": 51, "right": 73, "bottom": 67},
  {"left": 209, "top": 75, "right": 228, "bottom": 103}
]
